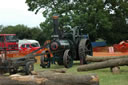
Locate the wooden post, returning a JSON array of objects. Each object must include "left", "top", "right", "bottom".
[{"left": 110, "top": 67, "right": 120, "bottom": 74}]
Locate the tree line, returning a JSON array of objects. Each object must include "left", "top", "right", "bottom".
[{"left": 25, "top": 0, "right": 128, "bottom": 44}]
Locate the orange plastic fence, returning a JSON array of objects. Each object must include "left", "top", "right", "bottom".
[
  {"left": 93, "top": 52, "right": 128, "bottom": 57},
  {"left": 93, "top": 47, "right": 109, "bottom": 52},
  {"left": 93, "top": 46, "right": 128, "bottom": 57}
]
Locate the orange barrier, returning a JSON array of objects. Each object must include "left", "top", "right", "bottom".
[
  {"left": 93, "top": 47, "right": 109, "bottom": 52},
  {"left": 93, "top": 52, "right": 128, "bottom": 57},
  {"left": 93, "top": 46, "right": 128, "bottom": 57}
]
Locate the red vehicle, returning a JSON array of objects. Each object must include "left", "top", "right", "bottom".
[
  {"left": 0, "top": 34, "right": 18, "bottom": 51},
  {"left": 20, "top": 43, "right": 40, "bottom": 52},
  {"left": 113, "top": 40, "right": 128, "bottom": 52}
]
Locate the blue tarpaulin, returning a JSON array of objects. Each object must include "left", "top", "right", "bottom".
[
  {"left": 91, "top": 41, "right": 107, "bottom": 48},
  {"left": 83, "top": 35, "right": 106, "bottom": 48}
]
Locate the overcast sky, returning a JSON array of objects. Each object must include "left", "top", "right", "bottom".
[{"left": 0, "top": 0, "right": 45, "bottom": 27}]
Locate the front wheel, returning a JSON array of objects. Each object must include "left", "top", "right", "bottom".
[
  {"left": 40, "top": 55, "right": 46, "bottom": 68},
  {"left": 25, "top": 62, "right": 34, "bottom": 75},
  {"left": 78, "top": 39, "right": 93, "bottom": 65},
  {"left": 40, "top": 55, "right": 50, "bottom": 68},
  {"left": 9, "top": 68, "right": 17, "bottom": 75},
  {"left": 63, "top": 49, "right": 73, "bottom": 68}
]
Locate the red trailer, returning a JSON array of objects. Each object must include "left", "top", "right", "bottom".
[
  {"left": 0, "top": 34, "right": 18, "bottom": 51},
  {"left": 113, "top": 40, "right": 128, "bottom": 52}
]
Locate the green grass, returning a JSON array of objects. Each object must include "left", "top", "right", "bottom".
[{"left": 34, "top": 61, "right": 128, "bottom": 85}]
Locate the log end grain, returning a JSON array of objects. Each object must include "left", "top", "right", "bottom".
[{"left": 90, "top": 75, "right": 99, "bottom": 84}]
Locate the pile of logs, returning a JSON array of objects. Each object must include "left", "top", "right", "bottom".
[
  {"left": 77, "top": 55, "right": 128, "bottom": 74},
  {"left": 1, "top": 55, "right": 127, "bottom": 85},
  {"left": 0, "top": 70, "right": 99, "bottom": 85}
]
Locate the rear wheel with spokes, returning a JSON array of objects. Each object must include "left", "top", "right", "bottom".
[{"left": 78, "top": 39, "right": 93, "bottom": 64}]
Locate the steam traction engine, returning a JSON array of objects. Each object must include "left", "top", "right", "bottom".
[{"left": 41, "top": 15, "right": 93, "bottom": 68}]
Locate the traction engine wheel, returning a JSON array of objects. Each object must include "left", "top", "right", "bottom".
[
  {"left": 9, "top": 68, "right": 17, "bottom": 75},
  {"left": 78, "top": 39, "right": 92, "bottom": 65},
  {"left": 25, "top": 62, "right": 34, "bottom": 75},
  {"left": 40, "top": 55, "right": 50, "bottom": 68},
  {"left": 63, "top": 49, "right": 73, "bottom": 68},
  {"left": 40, "top": 55, "right": 46, "bottom": 68}
]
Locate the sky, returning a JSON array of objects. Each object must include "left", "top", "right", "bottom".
[{"left": 0, "top": 0, "right": 45, "bottom": 27}]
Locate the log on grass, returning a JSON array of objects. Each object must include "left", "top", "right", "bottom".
[
  {"left": 86, "top": 55, "right": 128, "bottom": 62},
  {"left": 37, "top": 71, "right": 99, "bottom": 85},
  {"left": 0, "top": 71, "right": 99, "bottom": 85},
  {"left": 0, "top": 75, "right": 42, "bottom": 85},
  {"left": 78, "top": 58, "right": 128, "bottom": 72}
]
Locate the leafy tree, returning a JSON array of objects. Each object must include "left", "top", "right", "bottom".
[
  {"left": 26, "top": 0, "right": 128, "bottom": 44},
  {"left": 103, "top": 0, "right": 128, "bottom": 44},
  {"left": 30, "top": 27, "right": 48, "bottom": 44},
  {"left": 0, "top": 25, "right": 31, "bottom": 39}
]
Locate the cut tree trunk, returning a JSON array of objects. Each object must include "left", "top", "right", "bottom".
[
  {"left": 0, "top": 71, "right": 99, "bottom": 85},
  {"left": 86, "top": 55, "right": 128, "bottom": 62},
  {"left": 77, "top": 58, "right": 128, "bottom": 72},
  {"left": 37, "top": 71, "right": 99, "bottom": 85}
]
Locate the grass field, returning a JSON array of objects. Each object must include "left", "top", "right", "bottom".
[{"left": 34, "top": 61, "right": 128, "bottom": 85}]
